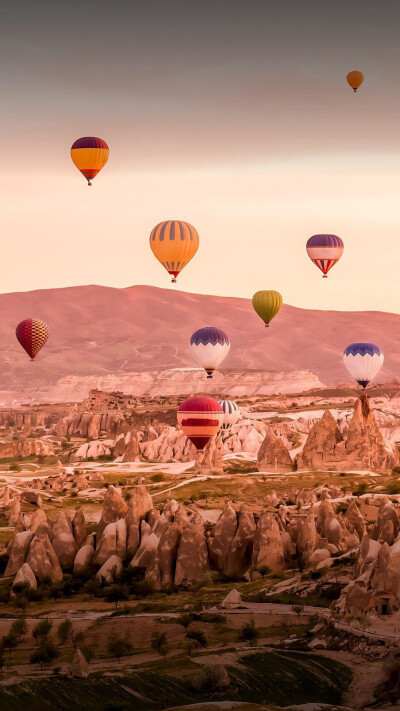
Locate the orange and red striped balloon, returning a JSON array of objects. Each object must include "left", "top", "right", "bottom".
[
  {"left": 16, "top": 319, "right": 49, "bottom": 360},
  {"left": 71, "top": 137, "right": 109, "bottom": 186},
  {"left": 150, "top": 220, "right": 199, "bottom": 283}
]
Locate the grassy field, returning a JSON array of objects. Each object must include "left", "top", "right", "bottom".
[{"left": 0, "top": 650, "right": 352, "bottom": 711}]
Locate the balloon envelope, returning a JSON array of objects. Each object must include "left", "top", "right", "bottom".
[
  {"left": 177, "top": 396, "right": 223, "bottom": 451},
  {"left": 150, "top": 220, "right": 199, "bottom": 283},
  {"left": 71, "top": 137, "right": 109, "bottom": 185},
  {"left": 343, "top": 342, "right": 384, "bottom": 388},
  {"left": 347, "top": 71, "right": 364, "bottom": 92},
  {"left": 16, "top": 318, "right": 49, "bottom": 360},
  {"left": 218, "top": 400, "right": 241, "bottom": 429},
  {"left": 190, "top": 327, "right": 230, "bottom": 377},
  {"left": 252, "top": 291, "right": 282, "bottom": 327},
  {"left": 306, "top": 234, "right": 344, "bottom": 277}
]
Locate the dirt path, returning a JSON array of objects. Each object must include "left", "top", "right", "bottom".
[{"left": 319, "top": 649, "right": 385, "bottom": 709}]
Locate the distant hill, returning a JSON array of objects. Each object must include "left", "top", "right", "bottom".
[{"left": 0, "top": 284, "right": 399, "bottom": 400}]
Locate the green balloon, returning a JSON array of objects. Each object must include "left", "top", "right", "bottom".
[{"left": 252, "top": 290, "right": 282, "bottom": 327}]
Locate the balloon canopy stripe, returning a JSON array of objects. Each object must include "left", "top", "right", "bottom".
[
  {"left": 344, "top": 342, "right": 382, "bottom": 357},
  {"left": 190, "top": 327, "right": 230, "bottom": 346},
  {"left": 306, "top": 234, "right": 343, "bottom": 248},
  {"left": 71, "top": 137, "right": 109, "bottom": 150}
]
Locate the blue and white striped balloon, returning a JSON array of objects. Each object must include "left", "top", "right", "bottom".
[
  {"left": 218, "top": 400, "right": 241, "bottom": 429},
  {"left": 343, "top": 342, "right": 384, "bottom": 388}
]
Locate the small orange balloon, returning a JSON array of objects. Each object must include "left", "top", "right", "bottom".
[{"left": 347, "top": 70, "right": 364, "bottom": 93}]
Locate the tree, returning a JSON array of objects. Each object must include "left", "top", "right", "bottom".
[
  {"left": 177, "top": 613, "right": 193, "bottom": 629},
  {"left": 57, "top": 619, "right": 83, "bottom": 649},
  {"left": 0, "top": 650, "right": 5, "bottom": 672},
  {"left": 105, "top": 584, "right": 129, "bottom": 611},
  {"left": 151, "top": 631, "right": 169, "bottom": 657},
  {"left": 2, "top": 632, "right": 18, "bottom": 654},
  {"left": 30, "top": 640, "right": 59, "bottom": 669},
  {"left": 238, "top": 619, "right": 259, "bottom": 647},
  {"left": 57, "top": 619, "right": 72, "bottom": 645},
  {"left": 32, "top": 619, "right": 53, "bottom": 646},
  {"left": 291, "top": 603, "right": 304, "bottom": 621},
  {"left": 107, "top": 637, "right": 132, "bottom": 663},
  {"left": 14, "top": 593, "right": 29, "bottom": 614},
  {"left": 11, "top": 617, "right": 28, "bottom": 642},
  {"left": 258, "top": 565, "right": 271, "bottom": 579},
  {"left": 186, "top": 629, "right": 208, "bottom": 649}
]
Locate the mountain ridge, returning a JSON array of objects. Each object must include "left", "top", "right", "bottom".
[{"left": 0, "top": 283, "right": 399, "bottom": 397}]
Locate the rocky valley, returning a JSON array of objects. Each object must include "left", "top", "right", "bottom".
[{"left": 0, "top": 377, "right": 399, "bottom": 709}]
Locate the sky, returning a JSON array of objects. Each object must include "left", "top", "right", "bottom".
[{"left": 1, "top": 0, "right": 400, "bottom": 312}]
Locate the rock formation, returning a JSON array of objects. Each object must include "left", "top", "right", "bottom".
[
  {"left": 298, "top": 396, "right": 400, "bottom": 472},
  {"left": 257, "top": 426, "right": 293, "bottom": 472},
  {"left": 251, "top": 512, "right": 285, "bottom": 576}
]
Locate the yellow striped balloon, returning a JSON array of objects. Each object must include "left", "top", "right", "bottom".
[
  {"left": 150, "top": 220, "right": 199, "bottom": 283},
  {"left": 252, "top": 290, "right": 282, "bottom": 327},
  {"left": 71, "top": 137, "right": 109, "bottom": 186}
]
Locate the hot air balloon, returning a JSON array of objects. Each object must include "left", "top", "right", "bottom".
[
  {"left": 343, "top": 342, "right": 384, "bottom": 388},
  {"left": 218, "top": 400, "right": 241, "bottom": 430},
  {"left": 252, "top": 291, "right": 282, "bottom": 327},
  {"left": 306, "top": 234, "right": 344, "bottom": 278},
  {"left": 150, "top": 220, "right": 199, "bottom": 283},
  {"left": 16, "top": 318, "right": 49, "bottom": 361},
  {"left": 347, "top": 71, "right": 364, "bottom": 92},
  {"left": 71, "top": 137, "right": 109, "bottom": 186},
  {"left": 190, "top": 327, "right": 230, "bottom": 378},
  {"left": 177, "top": 396, "right": 223, "bottom": 451}
]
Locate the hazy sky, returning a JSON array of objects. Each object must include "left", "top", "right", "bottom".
[{"left": 1, "top": 0, "right": 400, "bottom": 312}]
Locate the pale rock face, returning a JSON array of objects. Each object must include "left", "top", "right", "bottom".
[
  {"left": 298, "top": 396, "right": 400, "bottom": 472},
  {"left": 208, "top": 502, "right": 238, "bottom": 574},
  {"left": 121, "top": 428, "right": 140, "bottom": 462},
  {"left": 346, "top": 395, "right": 400, "bottom": 471},
  {"left": 26, "top": 533, "right": 63, "bottom": 583},
  {"left": 373, "top": 499, "right": 399, "bottom": 545},
  {"left": 316, "top": 499, "right": 335, "bottom": 537},
  {"left": 146, "top": 522, "right": 181, "bottom": 590},
  {"left": 280, "top": 530, "right": 296, "bottom": 561},
  {"left": 115, "top": 518, "right": 127, "bottom": 556},
  {"left": 126, "top": 486, "right": 153, "bottom": 523},
  {"left": 297, "top": 506, "right": 317, "bottom": 564},
  {"left": 93, "top": 522, "right": 118, "bottom": 566},
  {"left": 12, "top": 562, "right": 37, "bottom": 589},
  {"left": 8, "top": 494, "right": 21, "bottom": 526},
  {"left": 257, "top": 426, "right": 293, "bottom": 473},
  {"left": 310, "top": 548, "right": 331, "bottom": 564},
  {"left": 251, "top": 512, "right": 285, "bottom": 575},
  {"left": 224, "top": 508, "right": 256, "bottom": 578},
  {"left": 131, "top": 524, "right": 160, "bottom": 569},
  {"left": 3, "top": 486, "right": 10, "bottom": 506},
  {"left": 174, "top": 516, "right": 210, "bottom": 587},
  {"left": 73, "top": 544, "right": 94, "bottom": 573},
  {"left": 5, "top": 530, "right": 34, "bottom": 576},
  {"left": 356, "top": 535, "right": 382, "bottom": 578},
  {"left": 345, "top": 500, "right": 366, "bottom": 541},
  {"left": 71, "top": 648, "right": 89, "bottom": 678},
  {"left": 97, "top": 485, "right": 128, "bottom": 538},
  {"left": 51, "top": 510, "right": 77, "bottom": 569},
  {"left": 23, "top": 508, "right": 49, "bottom": 534},
  {"left": 96, "top": 554, "right": 122, "bottom": 583},
  {"left": 72, "top": 507, "right": 87, "bottom": 548},
  {"left": 221, "top": 588, "right": 243, "bottom": 609},
  {"left": 71, "top": 440, "right": 115, "bottom": 462},
  {"left": 297, "top": 410, "right": 343, "bottom": 470},
  {"left": 140, "top": 427, "right": 196, "bottom": 462}
]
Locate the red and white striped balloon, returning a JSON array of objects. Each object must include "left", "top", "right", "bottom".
[{"left": 177, "top": 397, "right": 223, "bottom": 451}]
